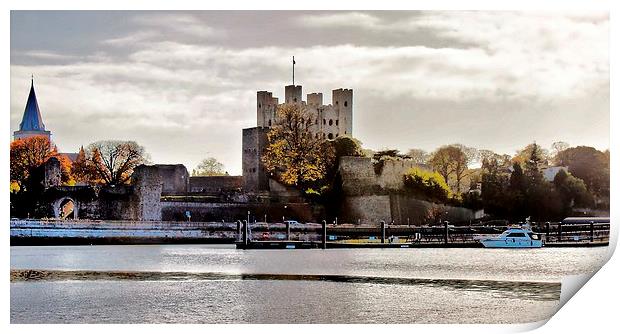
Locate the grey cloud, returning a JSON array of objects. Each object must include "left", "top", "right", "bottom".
[{"left": 10, "top": 11, "right": 609, "bottom": 175}]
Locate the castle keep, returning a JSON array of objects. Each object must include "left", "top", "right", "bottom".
[{"left": 243, "top": 84, "right": 353, "bottom": 191}]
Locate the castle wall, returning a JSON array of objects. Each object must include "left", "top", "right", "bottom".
[
  {"left": 342, "top": 195, "right": 392, "bottom": 224},
  {"left": 43, "top": 157, "right": 62, "bottom": 188},
  {"left": 160, "top": 201, "right": 317, "bottom": 222},
  {"left": 377, "top": 159, "right": 424, "bottom": 190},
  {"left": 338, "top": 156, "right": 378, "bottom": 195},
  {"left": 155, "top": 164, "right": 189, "bottom": 194},
  {"left": 242, "top": 127, "right": 270, "bottom": 192},
  {"left": 132, "top": 165, "right": 163, "bottom": 221},
  {"left": 337, "top": 156, "right": 474, "bottom": 225},
  {"left": 189, "top": 176, "right": 243, "bottom": 193},
  {"left": 389, "top": 195, "right": 475, "bottom": 225}
]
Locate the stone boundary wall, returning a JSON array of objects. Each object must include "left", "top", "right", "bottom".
[
  {"left": 161, "top": 201, "right": 317, "bottom": 223},
  {"left": 377, "top": 159, "right": 424, "bottom": 190},
  {"left": 10, "top": 219, "right": 236, "bottom": 240},
  {"left": 189, "top": 176, "right": 243, "bottom": 193},
  {"left": 342, "top": 195, "right": 391, "bottom": 224},
  {"left": 338, "top": 156, "right": 428, "bottom": 195},
  {"left": 340, "top": 195, "right": 475, "bottom": 225},
  {"left": 389, "top": 195, "right": 475, "bottom": 225},
  {"left": 337, "top": 156, "right": 475, "bottom": 225}
]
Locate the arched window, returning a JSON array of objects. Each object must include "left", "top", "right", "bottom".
[
  {"left": 344, "top": 101, "right": 348, "bottom": 107},
  {"left": 293, "top": 98, "right": 297, "bottom": 102},
  {"left": 336, "top": 119, "right": 339, "bottom": 126},
  {"left": 258, "top": 103, "right": 262, "bottom": 108},
  {"left": 328, "top": 133, "right": 334, "bottom": 140},
  {"left": 323, "top": 119, "right": 326, "bottom": 125},
  {"left": 268, "top": 119, "right": 272, "bottom": 126},
  {"left": 329, "top": 119, "right": 333, "bottom": 126}
]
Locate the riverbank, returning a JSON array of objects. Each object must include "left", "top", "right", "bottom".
[{"left": 10, "top": 219, "right": 611, "bottom": 248}]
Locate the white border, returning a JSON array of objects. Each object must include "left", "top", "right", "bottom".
[{"left": 3, "top": 1, "right": 616, "bottom": 333}]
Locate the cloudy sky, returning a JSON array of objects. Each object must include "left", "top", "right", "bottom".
[{"left": 10, "top": 11, "right": 609, "bottom": 174}]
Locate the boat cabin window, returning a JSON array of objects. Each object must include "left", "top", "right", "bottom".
[
  {"left": 528, "top": 233, "right": 539, "bottom": 240},
  {"left": 506, "top": 232, "right": 526, "bottom": 238}
]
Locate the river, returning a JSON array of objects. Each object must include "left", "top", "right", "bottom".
[{"left": 10, "top": 245, "right": 610, "bottom": 324}]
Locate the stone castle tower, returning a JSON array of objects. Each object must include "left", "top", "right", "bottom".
[
  {"left": 243, "top": 84, "right": 353, "bottom": 191},
  {"left": 256, "top": 85, "right": 353, "bottom": 140},
  {"left": 13, "top": 77, "right": 52, "bottom": 141}
]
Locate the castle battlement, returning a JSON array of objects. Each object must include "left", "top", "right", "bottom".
[{"left": 256, "top": 84, "right": 353, "bottom": 140}]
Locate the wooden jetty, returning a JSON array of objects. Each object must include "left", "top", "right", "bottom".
[{"left": 235, "top": 218, "right": 610, "bottom": 250}]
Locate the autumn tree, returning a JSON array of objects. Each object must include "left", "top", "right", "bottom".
[
  {"left": 403, "top": 167, "right": 451, "bottom": 202},
  {"left": 553, "top": 169, "right": 593, "bottom": 215},
  {"left": 406, "top": 148, "right": 430, "bottom": 164},
  {"left": 262, "top": 103, "right": 335, "bottom": 190},
  {"left": 56, "top": 154, "right": 74, "bottom": 185},
  {"left": 71, "top": 146, "right": 89, "bottom": 184},
  {"left": 10, "top": 135, "right": 58, "bottom": 191},
  {"left": 193, "top": 157, "right": 226, "bottom": 176},
  {"left": 523, "top": 142, "right": 546, "bottom": 184},
  {"left": 428, "top": 145, "right": 471, "bottom": 194},
  {"left": 550, "top": 141, "right": 570, "bottom": 163},
  {"left": 512, "top": 143, "right": 550, "bottom": 168},
  {"left": 480, "top": 156, "right": 511, "bottom": 217},
  {"left": 77, "top": 140, "right": 149, "bottom": 186},
  {"left": 555, "top": 146, "right": 609, "bottom": 199},
  {"left": 331, "top": 136, "right": 364, "bottom": 159}
]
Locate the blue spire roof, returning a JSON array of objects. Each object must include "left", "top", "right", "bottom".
[{"left": 19, "top": 78, "right": 46, "bottom": 131}]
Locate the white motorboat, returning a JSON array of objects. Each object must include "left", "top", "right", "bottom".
[{"left": 480, "top": 225, "right": 543, "bottom": 248}]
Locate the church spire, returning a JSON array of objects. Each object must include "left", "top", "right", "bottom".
[{"left": 19, "top": 76, "right": 46, "bottom": 132}]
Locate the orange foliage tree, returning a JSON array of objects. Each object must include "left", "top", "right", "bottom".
[
  {"left": 262, "top": 103, "right": 335, "bottom": 190},
  {"left": 72, "top": 140, "right": 149, "bottom": 186},
  {"left": 10, "top": 136, "right": 58, "bottom": 191}
]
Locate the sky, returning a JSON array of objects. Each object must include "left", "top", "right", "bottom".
[{"left": 10, "top": 11, "right": 609, "bottom": 175}]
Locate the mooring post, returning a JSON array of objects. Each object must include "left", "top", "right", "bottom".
[
  {"left": 444, "top": 221, "right": 449, "bottom": 244},
  {"left": 242, "top": 220, "right": 248, "bottom": 247},
  {"left": 381, "top": 220, "right": 386, "bottom": 244},
  {"left": 590, "top": 222, "right": 595, "bottom": 242},
  {"left": 236, "top": 220, "right": 241, "bottom": 241},
  {"left": 558, "top": 222, "right": 562, "bottom": 242},
  {"left": 286, "top": 220, "right": 291, "bottom": 240},
  {"left": 321, "top": 220, "right": 327, "bottom": 249}
]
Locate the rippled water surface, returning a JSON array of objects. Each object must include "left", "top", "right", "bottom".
[{"left": 10, "top": 245, "right": 610, "bottom": 324}]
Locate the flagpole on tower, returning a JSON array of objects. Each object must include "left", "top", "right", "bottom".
[{"left": 292, "top": 56, "right": 295, "bottom": 86}]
